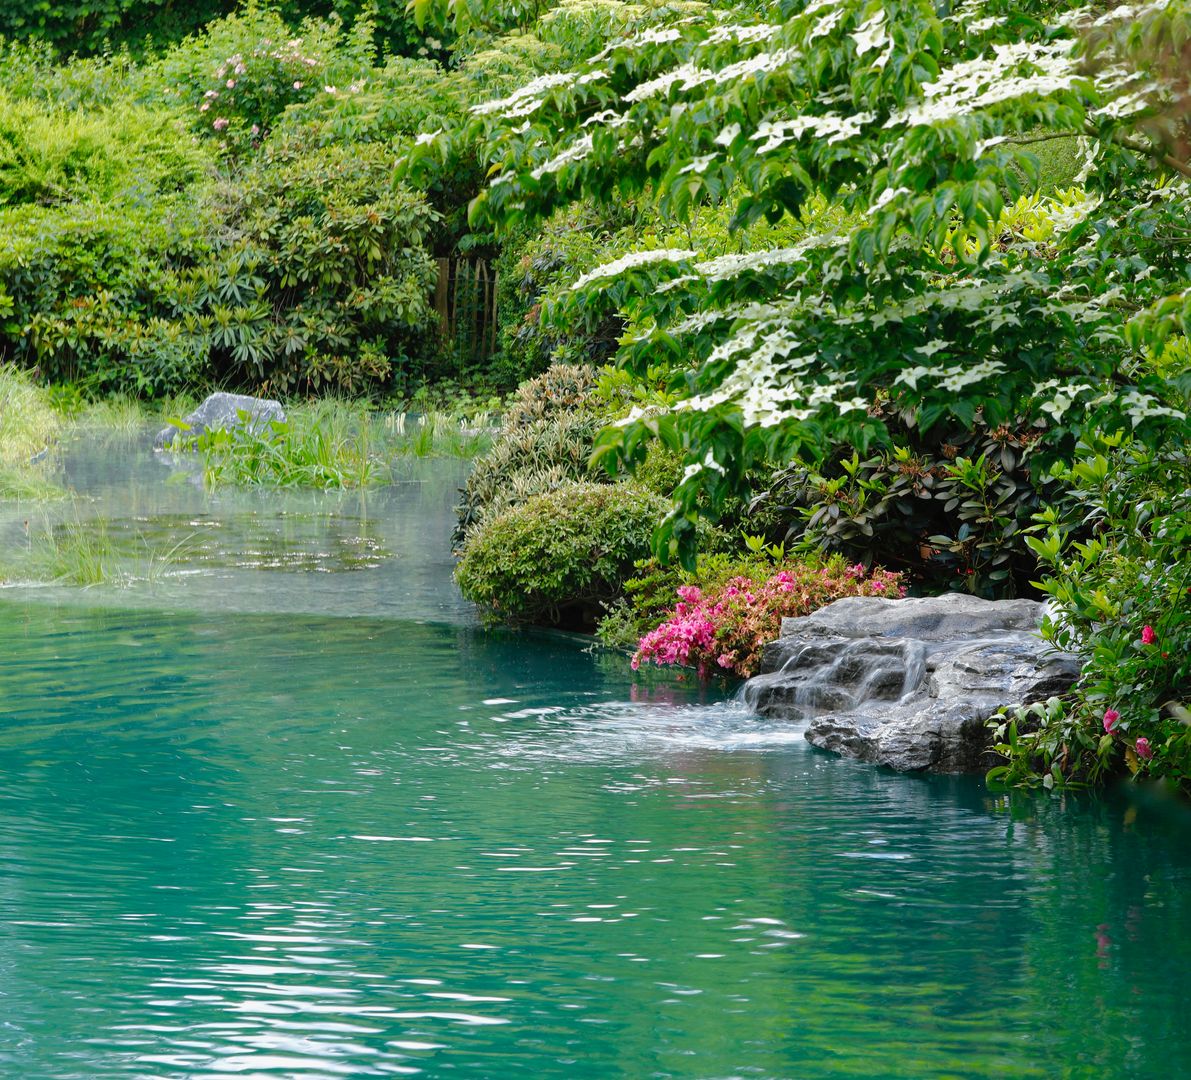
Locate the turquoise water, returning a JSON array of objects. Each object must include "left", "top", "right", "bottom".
[{"left": 1, "top": 439, "right": 1190, "bottom": 1078}]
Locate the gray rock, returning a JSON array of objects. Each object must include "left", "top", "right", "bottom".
[
  {"left": 155, "top": 392, "right": 285, "bottom": 450},
  {"left": 743, "top": 594, "right": 1080, "bottom": 773}
]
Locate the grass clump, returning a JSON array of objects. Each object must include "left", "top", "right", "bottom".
[
  {"left": 0, "top": 364, "right": 58, "bottom": 465},
  {"left": 193, "top": 400, "right": 384, "bottom": 490},
  {"left": 0, "top": 514, "right": 116, "bottom": 585},
  {"left": 0, "top": 465, "right": 67, "bottom": 501},
  {"left": 0, "top": 364, "right": 64, "bottom": 500},
  {"left": 0, "top": 510, "right": 207, "bottom": 586}
]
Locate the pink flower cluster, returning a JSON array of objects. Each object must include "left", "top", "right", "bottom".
[
  {"left": 195, "top": 41, "right": 322, "bottom": 135},
  {"left": 633, "top": 561, "right": 905, "bottom": 679}
]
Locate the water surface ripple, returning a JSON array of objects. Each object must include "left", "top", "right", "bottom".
[
  {"left": 1, "top": 604, "right": 1189, "bottom": 1079},
  {"left": 1, "top": 446, "right": 1189, "bottom": 1078}
]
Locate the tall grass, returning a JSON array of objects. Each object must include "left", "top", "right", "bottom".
[
  {"left": 68, "top": 391, "right": 200, "bottom": 434},
  {"left": 0, "top": 364, "right": 65, "bottom": 500},
  {"left": 196, "top": 399, "right": 383, "bottom": 489},
  {"left": 0, "top": 363, "right": 59, "bottom": 466}
]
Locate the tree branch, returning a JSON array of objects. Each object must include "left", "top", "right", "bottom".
[{"left": 1089, "top": 124, "right": 1191, "bottom": 181}]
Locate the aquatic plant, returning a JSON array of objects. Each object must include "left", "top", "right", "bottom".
[
  {"left": 0, "top": 364, "right": 58, "bottom": 465},
  {"left": 0, "top": 507, "right": 212, "bottom": 586},
  {"left": 192, "top": 401, "right": 384, "bottom": 490},
  {"left": 0, "top": 364, "right": 65, "bottom": 500},
  {"left": 381, "top": 410, "right": 494, "bottom": 460},
  {"left": 0, "top": 465, "right": 67, "bottom": 502}
]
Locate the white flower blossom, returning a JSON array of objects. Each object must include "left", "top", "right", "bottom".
[
  {"left": 531, "top": 135, "right": 594, "bottom": 179},
  {"left": 471, "top": 72, "right": 576, "bottom": 117},
  {"left": 571, "top": 249, "right": 695, "bottom": 291}
]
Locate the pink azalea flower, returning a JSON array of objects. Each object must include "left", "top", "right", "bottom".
[
  {"left": 1135, "top": 737, "right": 1153, "bottom": 760},
  {"left": 1141, "top": 625, "right": 1157, "bottom": 646},
  {"left": 213, "top": 117, "right": 229, "bottom": 131},
  {"left": 1103, "top": 709, "right": 1120, "bottom": 734}
]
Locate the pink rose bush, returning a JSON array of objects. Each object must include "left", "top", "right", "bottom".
[{"left": 633, "top": 559, "right": 904, "bottom": 679}]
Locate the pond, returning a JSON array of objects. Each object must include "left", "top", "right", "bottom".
[{"left": 1, "top": 435, "right": 1189, "bottom": 1078}]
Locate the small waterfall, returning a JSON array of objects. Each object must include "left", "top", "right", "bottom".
[
  {"left": 738, "top": 594, "right": 1082, "bottom": 772},
  {"left": 739, "top": 637, "right": 926, "bottom": 721},
  {"left": 898, "top": 640, "right": 928, "bottom": 701}
]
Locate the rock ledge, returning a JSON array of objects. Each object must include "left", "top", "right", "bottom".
[{"left": 742, "top": 594, "right": 1080, "bottom": 772}]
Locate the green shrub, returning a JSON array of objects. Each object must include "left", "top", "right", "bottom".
[
  {"left": 0, "top": 1, "right": 429, "bottom": 61},
  {"left": 0, "top": 136, "right": 437, "bottom": 398},
  {"left": 0, "top": 1, "right": 226, "bottom": 57},
  {"left": 151, "top": 8, "right": 376, "bottom": 148},
  {"left": 988, "top": 436, "right": 1191, "bottom": 794},
  {"left": 205, "top": 138, "right": 438, "bottom": 394},
  {"left": 0, "top": 198, "right": 213, "bottom": 394},
  {"left": 453, "top": 363, "right": 611, "bottom": 544},
  {"left": 0, "top": 91, "right": 208, "bottom": 207},
  {"left": 455, "top": 480, "right": 667, "bottom": 628}
]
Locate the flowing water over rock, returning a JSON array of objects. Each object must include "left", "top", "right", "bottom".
[
  {"left": 1, "top": 438, "right": 1189, "bottom": 1078},
  {"left": 743, "top": 595, "right": 1082, "bottom": 771}
]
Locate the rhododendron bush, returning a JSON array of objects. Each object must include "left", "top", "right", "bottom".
[{"left": 633, "top": 557, "right": 904, "bottom": 679}]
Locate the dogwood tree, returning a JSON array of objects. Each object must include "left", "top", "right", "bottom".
[{"left": 409, "top": 0, "right": 1191, "bottom": 558}]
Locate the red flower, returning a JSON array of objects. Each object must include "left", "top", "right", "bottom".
[
  {"left": 1135, "top": 738, "right": 1153, "bottom": 761},
  {"left": 1103, "top": 709, "right": 1120, "bottom": 734},
  {"left": 1141, "top": 625, "right": 1157, "bottom": 646}
]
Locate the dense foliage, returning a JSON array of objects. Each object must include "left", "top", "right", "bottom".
[
  {"left": 0, "top": 7, "right": 566, "bottom": 399},
  {"left": 989, "top": 437, "right": 1190, "bottom": 794},
  {"left": 411, "top": 0, "right": 1190, "bottom": 562},
  {"left": 0, "top": 0, "right": 430, "bottom": 58}
]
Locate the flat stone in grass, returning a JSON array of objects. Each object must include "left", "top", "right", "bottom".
[{"left": 155, "top": 393, "right": 285, "bottom": 450}]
